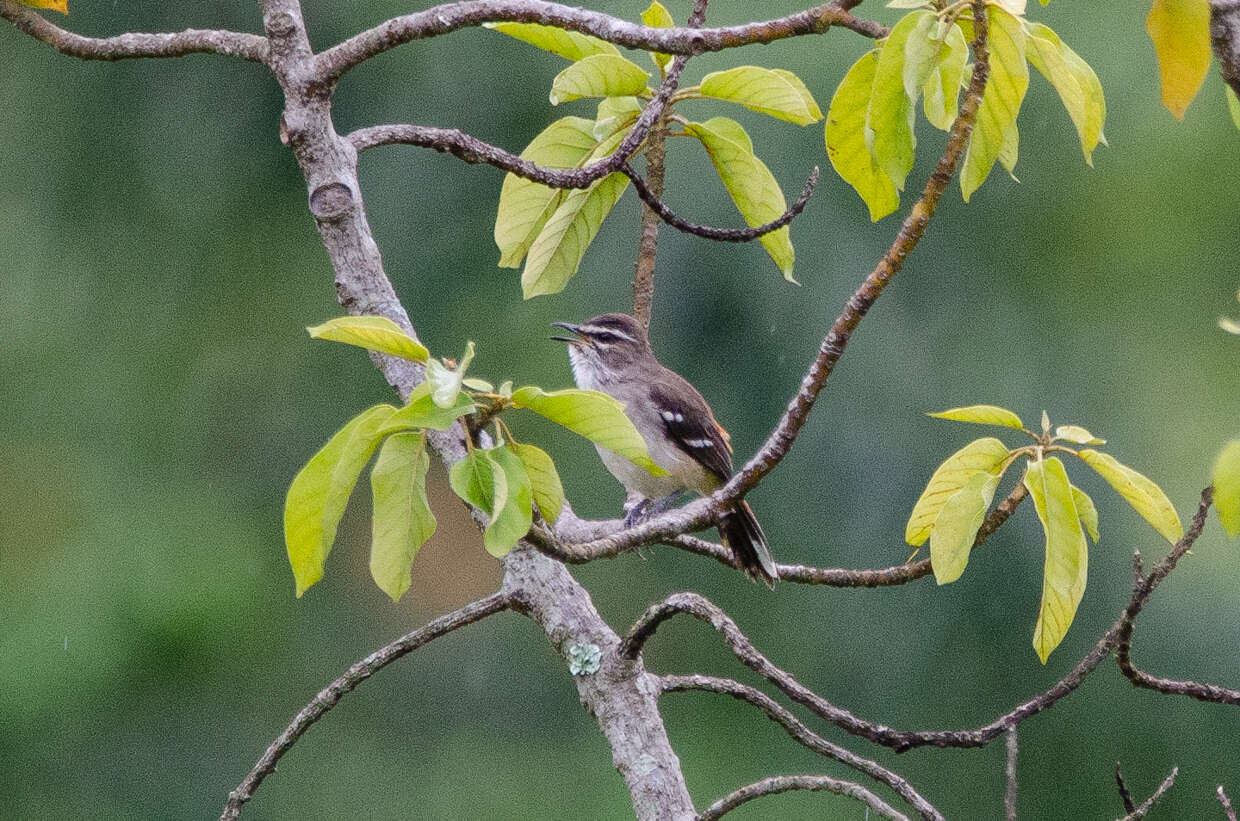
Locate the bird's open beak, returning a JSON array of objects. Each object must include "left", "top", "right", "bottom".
[{"left": 550, "top": 321, "right": 584, "bottom": 344}]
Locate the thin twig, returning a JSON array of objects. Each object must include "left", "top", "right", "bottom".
[
  {"left": 660, "top": 674, "right": 943, "bottom": 821},
  {"left": 1004, "top": 725, "right": 1018, "bottom": 821},
  {"left": 697, "top": 774, "right": 909, "bottom": 821},
  {"left": 619, "top": 488, "right": 1215, "bottom": 753},
  {"left": 0, "top": 2, "right": 269, "bottom": 62},
  {"left": 219, "top": 591, "right": 512, "bottom": 821},
  {"left": 1219, "top": 785, "right": 1238, "bottom": 821},
  {"left": 317, "top": 0, "right": 888, "bottom": 83},
  {"left": 623, "top": 163, "right": 820, "bottom": 243},
  {"left": 1115, "top": 763, "right": 1136, "bottom": 814},
  {"left": 1113, "top": 767, "right": 1178, "bottom": 821}
]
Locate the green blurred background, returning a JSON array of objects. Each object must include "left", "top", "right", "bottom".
[{"left": 2, "top": 1, "right": 1238, "bottom": 818}]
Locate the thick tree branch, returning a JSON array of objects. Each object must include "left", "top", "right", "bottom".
[
  {"left": 1113, "top": 767, "right": 1178, "bottom": 821},
  {"left": 1212, "top": 0, "right": 1240, "bottom": 98},
  {"left": 1004, "top": 725, "right": 1018, "bottom": 821},
  {"left": 660, "top": 674, "right": 942, "bottom": 821},
  {"left": 620, "top": 489, "right": 1214, "bottom": 753},
  {"left": 317, "top": 0, "right": 887, "bottom": 83},
  {"left": 0, "top": 2, "right": 269, "bottom": 63},
  {"left": 219, "top": 591, "right": 513, "bottom": 821},
  {"left": 697, "top": 774, "right": 909, "bottom": 821}
]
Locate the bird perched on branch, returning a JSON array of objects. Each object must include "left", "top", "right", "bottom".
[{"left": 551, "top": 313, "right": 777, "bottom": 588}]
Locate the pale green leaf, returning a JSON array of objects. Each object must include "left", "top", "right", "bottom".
[
  {"left": 922, "top": 24, "right": 968, "bottom": 131},
  {"left": 512, "top": 442, "right": 565, "bottom": 524},
  {"left": 369, "top": 432, "right": 436, "bottom": 602},
  {"left": 867, "top": 11, "right": 934, "bottom": 191},
  {"left": 511, "top": 386, "right": 667, "bottom": 476},
  {"left": 494, "top": 117, "right": 598, "bottom": 267},
  {"left": 772, "top": 69, "right": 825, "bottom": 121},
  {"left": 17, "top": 0, "right": 68, "bottom": 12},
  {"left": 886, "top": 0, "right": 929, "bottom": 7},
  {"left": 449, "top": 448, "right": 500, "bottom": 514},
  {"left": 686, "top": 117, "right": 796, "bottom": 278},
  {"left": 285, "top": 404, "right": 398, "bottom": 597},
  {"left": 994, "top": 0, "right": 1027, "bottom": 14},
  {"left": 699, "top": 65, "right": 823, "bottom": 126},
  {"left": 827, "top": 50, "right": 900, "bottom": 221},
  {"left": 550, "top": 54, "right": 650, "bottom": 105},
  {"left": 1221, "top": 317, "right": 1240, "bottom": 335},
  {"left": 1228, "top": 86, "right": 1240, "bottom": 132},
  {"left": 1024, "top": 23, "right": 1105, "bottom": 164},
  {"left": 484, "top": 447, "right": 535, "bottom": 557},
  {"left": 928, "top": 404, "right": 1025, "bottom": 429},
  {"left": 1025, "top": 457, "right": 1089, "bottom": 664},
  {"left": 1213, "top": 440, "right": 1240, "bottom": 538},
  {"left": 930, "top": 470, "right": 1000, "bottom": 584},
  {"left": 1071, "top": 483, "right": 1100, "bottom": 543},
  {"left": 961, "top": 5, "right": 1028, "bottom": 201},
  {"left": 997, "top": 122, "right": 1020, "bottom": 178},
  {"left": 425, "top": 341, "right": 476, "bottom": 409},
  {"left": 906, "top": 436, "right": 1011, "bottom": 546},
  {"left": 462, "top": 377, "right": 494, "bottom": 393},
  {"left": 1054, "top": 424, "right": 1105, "bottom": 445},
  {"left": 378, "top": 384, "right": 474, "bottom": 434},
  {"left": 483, "top": 21, "right": 619, "bottom": 60},
  {"left": 640, "top": 1, "right": 675, "bottom": 69},
  {"left": 902, "top": 11, "right": 942, "bottom": 103},
  {"left": 1146, "top": 0, "right": 1212, "bottom": 119},
  {"left": 307, "top": 316, "right": 429, "bottom": 362},
  {"left": 520, "top": 128, "right": 630, "bottom": 299},
  {"left": 594, "top": 96, "right": 643, "bottom": 140},
  {"left": 1078, "top": 449, "right": 1183, "bottom": 543}
]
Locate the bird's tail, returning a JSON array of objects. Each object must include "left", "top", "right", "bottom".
[{"left": 717, "top": 500, "right": 777, "bottom": 589}]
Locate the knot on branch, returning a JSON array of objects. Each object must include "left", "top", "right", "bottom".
[
  {"left": 263, "top": 11, "right": 298, "bottom": 39},
  {"left": 309, "top": 181, "right": 356, "bottom": 221}
]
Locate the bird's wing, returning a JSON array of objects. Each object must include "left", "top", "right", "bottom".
[{"left": 648, "top": 376, "right": 734, "bottom": 482}]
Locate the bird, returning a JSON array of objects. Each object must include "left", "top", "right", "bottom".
[{"left": 551, "top": 312, "right": 777, "bottom": 588}]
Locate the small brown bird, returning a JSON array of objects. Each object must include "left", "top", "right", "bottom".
[{"left": 552, "top": 313, "right": 777, "bottom": 587}]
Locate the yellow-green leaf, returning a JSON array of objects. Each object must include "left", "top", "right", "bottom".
[
  {"left": 511, "top": 386, "right": 667, "bottom": 476},
  {"left": 1071, "top": 483, "right": 1100, "bottom": 543},
  {"left": 594, "top": 96, "right": 643, "bottom": 141},
  {"left": 640, "top": 1, "right": 675, "bottom": 70},
  {"left": 827, "top": 50, "right": 900, "bottom": 221},
  {"left": 512, "top": 442, "right": 565, "bottom": 524},
  {"left": 450, "top": 448, "right": 502, "bottom": 515},
  {"left": 378, "top": 384, "right": 475, "bottom": 434},
  {"left": 1078, "top": 449, "right": 1183, "bottom": 543},
  {"left": 1025, "top": 457, "right": 1089, "bottom": 664},
  {"left": 1054, "top": 424, "right": 1105, "bottom": 445},
  {"left": 994, "top": 0, "right": 1027, "bottom": 13},
  {"left": 906, "top": 436, "right": 1011, "bottom": 546},
  {"left": 1146, "top": 0, "right": 1212, "bottom": 119},
  {"left": 699, "top": 65, "right": 823, "bottom": 126},
  {"left": 485, "top": 447, "right": 535, "bottom": 557},
  {"left": 285, "top": 404, "right": 398, "bottom": 597},
  {"left": 1213, "top": 440, "right": 1240, "bottom": 538},
  {"left": 495, "top": 117, "right": 599, "bottom": 267},
  {"left": 1228, "top": 86, "right": 1240, "bottom": 132},
  {"left": 1024, "top": 23, "right": 1105, "bottom": 164},
  {"left": 686, "top": 117, "right": 795, "bottom": 278},
  {"left": 773, "top": 69, "right": 825, "bottom": 121},
  {"left": 307, "top": 316, "right": 429, "bottom": 362},
  {"left": 923, "top": 24, "right": 969, "bottom": 131},
  {"left": 961, "top": 5, "right": 1028, "bottom": 201},
  {"left": 425, "top": 341, "right": 476, "bottom": 409},
  {"left": 928, "top": 404, "right": 1025, "bottom": 429},
  {"left": 549, "top": 54, "right": 650, "bottom": 105},
  {"left": 18, "top": 0, "right": 67, "bottom": 12},
  {"left": 483, "top": 21, "right": 619, "bottom": 61},
  {"left": 868, "top": 11, "right": 934, "bottom": 191},
  {"left": 930, "top": 470, "right": 1000, "bottom": 584},
  {"left": 369, "top": 432, "right": 436, "bottom": 602},
  {"left": 520, "top": 127, "right": 630, "bottom": 298}
]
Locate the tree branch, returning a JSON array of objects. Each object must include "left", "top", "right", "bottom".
[
  {"left": 697, "top": 774, "right": 909, "bottom": 821},
  {"left": 1004, "top": 725, "right": 1018, "bottom": 821},
  {"left": 660, "top": 674, "right": 942, "bottom": 821},
  {"left": 1115, "top": 763, "right": 1137, "bottom": 814},
  {"left": 219, "top": 591, "right": 513, "bottom": 821},
  {"left": 316, "top": 0, "right": 887, "bottom": 84},
  {"left": 1113, "top": 767, "right": 1177, "bottom": 821},
  {"left": 0, "top": 2, "right": 269, "bottom": 63},
  {"left": 1219, "top": 784, "right": 1238, "bottom": 821},
  {"left": 1212, "top": 0, "right": 1240, "bottom": 98}
]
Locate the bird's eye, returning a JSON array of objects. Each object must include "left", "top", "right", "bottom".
[{"left": 594, "top": 331, "right": 617, "bottom": 343}]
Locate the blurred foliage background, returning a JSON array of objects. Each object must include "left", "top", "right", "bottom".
[{"left": 2, "top": 1, "right": 1238, "bottom": 818}]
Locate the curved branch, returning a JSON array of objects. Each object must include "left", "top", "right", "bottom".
[
  {"left": 1, "top": 2, "right": 269, "bottom": 63},
  {"left": 219, "top": 591, "right": 513, "bottom": 821},
  {"left": 697, "top": 774, "right": 908, "bottom": 821},
  {"left": 620, "top": 488, "right": 1214, "bottom": 753},
  {"left": 1113, "top": 767, "right": 1178, "bottom": 821},
  {"left": 622, "top": 162, "right": 820, "bottom": 243},
  {"left": 317, "top": 0, "right": 887, "bottom": 84},
  {"left": 660, "top": 674, "right": 942, "bottom": 821},
  {"left": 1220, "top": 785, "right": 1238, "bottom": 821}
]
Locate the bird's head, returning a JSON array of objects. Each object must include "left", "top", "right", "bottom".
[{"left": 551, "top": 313, "right": 651, "bottom": 386}]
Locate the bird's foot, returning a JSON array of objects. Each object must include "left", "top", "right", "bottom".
[{"left": 623, "top": 498, "right": 653, "bottom": 528}]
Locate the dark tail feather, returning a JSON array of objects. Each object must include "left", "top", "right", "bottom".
[{"left": 717, "top": 500, "right": 777, "bottom": 589}]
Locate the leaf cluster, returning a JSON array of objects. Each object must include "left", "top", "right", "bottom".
[
  {"left": 284, "top": 317, "right": 664, "bottom": 601},
  {"left": 906, "top": 404, "right": 1182, "bottom": 662}
]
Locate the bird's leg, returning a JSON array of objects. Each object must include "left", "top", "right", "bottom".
[{"left": 623, "top": 497, "right": 653, "bottom": 528}]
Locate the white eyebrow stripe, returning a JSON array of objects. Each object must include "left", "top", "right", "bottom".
[{"left": 579, "top": 324, "right": 636, "bottom": 343}]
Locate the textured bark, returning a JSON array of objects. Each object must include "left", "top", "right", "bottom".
[{"left": 1212, "top": 0, "right": 1240, "bottom": 97}]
